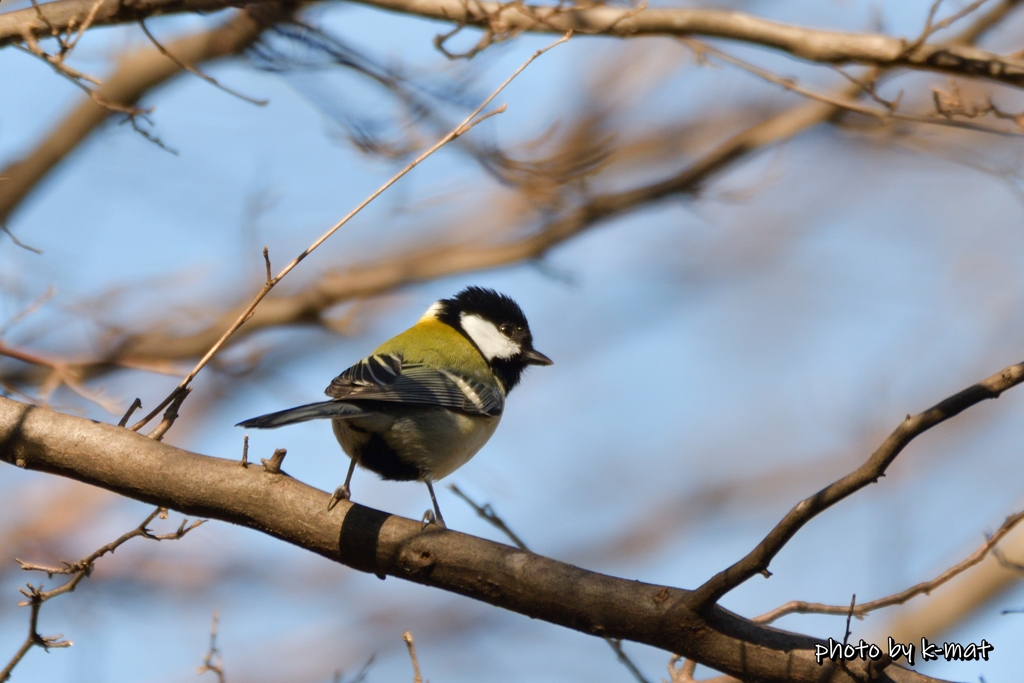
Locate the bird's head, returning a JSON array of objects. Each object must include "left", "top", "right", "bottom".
[{"left": 428, "top": 286, "right": 552, "bottom": 392}]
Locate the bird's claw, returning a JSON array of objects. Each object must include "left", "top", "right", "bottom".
[
  {"left": 421, "top": 509, "right": 446, "bottom": 530},
  {"left": 327, "top": 484, "right": 351, "bottom": 511}
]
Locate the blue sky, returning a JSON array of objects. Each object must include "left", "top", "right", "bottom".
[{"left": 4, "top": 1, "right": 1024, "bottom": 681}]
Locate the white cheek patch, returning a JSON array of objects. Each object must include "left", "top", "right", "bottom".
[
  {"left": 460, "top": 313, "right": 521, "bottom": 360},
  {"left": 419, "top": 301, "right": 444, "bottom": 322}
]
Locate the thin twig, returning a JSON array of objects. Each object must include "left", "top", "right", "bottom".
[
  {"left": 903, "top": 0, "right": 990, "bottom": 55},
  {"left": 138, "top": 18, "right": 267, "bottom": 106},
  {"left": 842, "top": 595, "right": 855, "bottom": 646},
  {"left": 147, "top": 386, "right": 190, "bottom": 440},
  {"left": 118, "top": 397, "right": 142, "bottom": 427},
  {"left": 683, "top": 38, "right": 1024, "bottom": 137},
  {"left": 13, "top": 36, "right": 145, "bottom": 116},
  {"left": 448, "top": 484, "right": 527, "bottom": 550},
  {"left": 755, "top": 510, "right": 1024, "bottom": 623},
  {"left": 0, "top": 342, "right": 55, "bottom": 368},
  {"left": 449, "top": 484, "right": 653, "bottom": 683},
  {"left": 196, "top": 611, "right": 226, "bottom": 683},
  {"left": 2, "top": 507, "right": 203, "bottom": 682},
  {"left": 129, "top": 31, "right": 572, "bottom": 433},
  {"left": 0, "top": 342, "right": 121, "bottom": 413},
  {"left": 0, "top": 221, "right": 43, "bottom": 253},
  {"left": 0, "top": 286, "right": 54, "bottom": 339},
  {"left": 402, "top": 631, "right": 423, "bottom": 683}
]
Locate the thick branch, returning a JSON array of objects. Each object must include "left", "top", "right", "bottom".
[
  {"left": 4, "top": 0, "right": 1024, "bottom": 88},
  {"left": 0, "top": 396, "right": 945, "bottom": 683}
]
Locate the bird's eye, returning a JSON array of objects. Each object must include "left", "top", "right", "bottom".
[{"left": 499, "top": 323, "right": 514, "bottom": 336}]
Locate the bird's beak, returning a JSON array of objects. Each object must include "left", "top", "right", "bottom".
[{"left": 523, "top": 348, "right": 553, "bottom": 366}]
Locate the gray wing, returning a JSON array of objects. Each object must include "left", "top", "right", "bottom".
[{"left": 324, "top": 352, "right": 504, "bottom": 417}]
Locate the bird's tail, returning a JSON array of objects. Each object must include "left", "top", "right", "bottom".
[{"left": 236, "top": 401, "right": 365, "bottom": 429}]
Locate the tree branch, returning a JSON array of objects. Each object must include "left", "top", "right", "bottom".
[
  {"left": 0, "top": 2, "right": 291, "bottom": 225},
  {"left": 5, "top": 0, "right": 1024, "bottom": 89},
  {"left": 690, "top": 360, "right": 1024, "bottom": 610},
  {"left": 3, "top": 1, "right": 1017, "bottom": 402},
  {"left": 755, "top": 509, "right": 1024, "bottom": 624},
  {"left": 72, "top": 93, "right": 851, "bottom": 372},
  {"left": 0, "top": 395, "right": 950, "bottom": 683},
  {"left": 1, "top": 506, "right": 201, "bottom": 682}
]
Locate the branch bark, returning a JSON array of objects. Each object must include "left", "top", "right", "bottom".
[
  {"left": 0, "top": 395, "right": 945, "bottom": 683},
  {"left": 5, "top": 0, "right": 1024, "bottom": 89}
]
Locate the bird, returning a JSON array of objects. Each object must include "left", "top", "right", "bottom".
[{"left": 237, "top": 286, "right": 552, "bottom": 527}]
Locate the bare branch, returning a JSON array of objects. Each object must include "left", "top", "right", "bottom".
[
  {"left": 138, "top": 17, "right": 268, "bottom": 106},
  {"left": 117, "top": 397, "right": 142, "bottom": 427},
  {"left": 449, "top": 484, "right": 527, "bottom": 550},
  {"left": 0, "top": 342, "right": 121, "bottom": 413},
  {"left": 46, "top": 85, "right": 838, "bottom": 385},
  {"left": 691, "top": 361, "right": 1024, "bottom": 610},
  {"left": 449, "top": 486, "right": 670, "bottom": 683},
  {"left": 6, "top": 1, "right": 1013, "bottom": 403},
  {"left": 0, "top": 4, "right": 290, "bottom": 225},
  {"left": 6, "top": 0, "right": 1024, "bottom": 89},
  {"left": 146, "top": 386, "right": 190, "bottom": 440},
  {"left": 196, "top": 612, "right": 227, "bottom": 683},
  {"left": 0, "top": 221, "right": 43, "bottom": 253},
  {"left": 402, "top": 632, "right": 423, "bottom": 683},
  {"left": 685, "top": 39, "right": 1024, "bottom": 136},
  {"left": 904, "top": 0, "right": 990, "bottom": 55},
  {"left": 0, "top": 287, "right": 54, "bottom": 339},
  {"left": 756, "top": 510, "right": 1024, "bottom": 624},
  {"left": 1, "top": 506, "right": 202, "bottom": 682}
]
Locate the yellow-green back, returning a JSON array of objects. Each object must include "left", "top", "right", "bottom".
[{"left": 374, "top": 319, "right": 492, "bottom": 384}]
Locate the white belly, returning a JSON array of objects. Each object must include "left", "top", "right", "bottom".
[{"left": 332, "top": 406, "right": 501, "bottom": 481}]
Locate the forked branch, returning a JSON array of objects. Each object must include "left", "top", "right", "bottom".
[
  {"left": 1, "top": 507, "right": 203, "bottom": 682},
  {"left": 691, "top": 360, "right": 1024, "bottom": 610}
]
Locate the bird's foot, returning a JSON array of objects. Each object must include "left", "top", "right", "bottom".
[
  {"left": 420, "top": 509, "right": 446, "bottom": 530},
  {"left": 327, "top": 484, "right": 351, "bottom": 511}
]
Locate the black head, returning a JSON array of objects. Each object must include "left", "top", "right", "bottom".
[{"left": 432, "top": 286, "right": 552, "bottom": 391}]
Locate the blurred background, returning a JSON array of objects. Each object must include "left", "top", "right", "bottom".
[{"left": 3, "top": 0, "right": 1024, "bottom": 680}]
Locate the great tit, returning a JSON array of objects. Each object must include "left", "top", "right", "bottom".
[{"left": 237, "top": 286, "right": 552, "bottom": 526}]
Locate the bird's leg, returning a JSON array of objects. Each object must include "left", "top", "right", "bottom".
[
  {"left": 328, "top": 458, "right": 358, "bottom": 511},
  {"left": 423, "top": 479, "right": 446, "bottom": 528}
]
